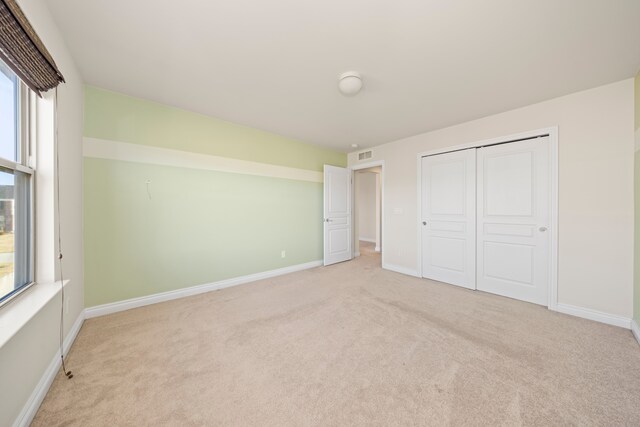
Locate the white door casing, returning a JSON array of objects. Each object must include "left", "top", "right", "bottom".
[
  {"left": 476, "top": 137, "right": 550, "bottom": 305},
  {"left": 421, "top": 149, "right": 476, "bottom": 289},
  {"left": 324, "top": 165, "right": 352, "bottom": 266}
]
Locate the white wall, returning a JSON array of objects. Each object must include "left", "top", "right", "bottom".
[
  {"left": 0, "top": 1, "right": 84, "bottom": 426},
  {"left": 357, "top": 172, "right": 377, "bottom": 242},
  {"left": 349, "top": 79, "right": 635, "bottom": 318}
]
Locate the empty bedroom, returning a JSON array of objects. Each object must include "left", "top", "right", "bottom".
[{"left": 1, "top": 0, "right": 640, "bottom": 425}]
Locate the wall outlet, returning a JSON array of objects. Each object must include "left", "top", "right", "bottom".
[{"left": 281, "top": 250, "right": 286, "bottom": 258}]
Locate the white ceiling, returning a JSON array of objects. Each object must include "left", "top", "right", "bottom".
[{"left": 47, "top": 0, "right": 640, "bottom": 152}]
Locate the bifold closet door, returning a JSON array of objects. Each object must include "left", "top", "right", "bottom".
[
  {"left": 421, "top": 149, "right": 476, "bottom": 289},
  {"left": 476, "top": 137, "right": 550, "bottom": 305}
]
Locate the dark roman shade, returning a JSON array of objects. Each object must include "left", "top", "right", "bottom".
[{"left": 0, "top": 0, "right": 64, "bottom": 95}]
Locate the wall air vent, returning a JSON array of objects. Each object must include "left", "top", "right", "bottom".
[{"left": 358, "top": 150, "right": 372, "bottom": 161}]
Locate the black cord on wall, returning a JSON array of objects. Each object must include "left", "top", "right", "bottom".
[{"left": 55, "top": 88, "right": 73, "bottom": 380}]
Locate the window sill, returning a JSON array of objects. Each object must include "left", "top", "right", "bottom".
[{"left": 0, "top": 280, "right": 70, "bottom": 349}]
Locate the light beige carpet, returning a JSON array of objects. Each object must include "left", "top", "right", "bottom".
[{"left": 33, "top": 242, "right": 640, "bottom": 426}]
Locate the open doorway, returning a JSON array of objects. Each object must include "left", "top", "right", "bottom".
[{"left": 353, "top": 165, "right": 382, "bottom": 265}]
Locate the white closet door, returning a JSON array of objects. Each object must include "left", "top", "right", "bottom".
[
  {"left": 421, "top": 149, "right": 476, "bottom": 289},
  {"left": 476, "top": 137, "right": 550, "bottom": 305}
]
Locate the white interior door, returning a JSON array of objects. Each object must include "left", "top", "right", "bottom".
[
  {"left": 421, "top": 149, "right": 476, "bottom": 289},
  {"left": 476, "top": 137, "right": 550, "bottom": 305},
  {"left": 324, "top": 165, "right": 352, "bottom": 266}
]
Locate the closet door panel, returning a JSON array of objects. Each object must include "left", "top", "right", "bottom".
[
  {"left": 421, "top": 149, "right": 476, "bottom": 289},
  {"left": 476, "top": 137, "right": 550, "bottom": 305}
]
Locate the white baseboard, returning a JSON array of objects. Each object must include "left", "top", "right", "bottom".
[
  {"left": 553, "top": 303, "right": 631, "bottom": 329},
  {"left": 383, "top": 263, "right": 420, "bottom": 278},
  {"left": 13, "top": 310, "right": 85, "bottom": 427},
  {"left": 374, "top": 246, "right": 380, "bottom": 252},
  {"left": 354, "top": 252, "right": 361, "bottom": 257},
  {"left": 382, "top": 265, "right": 633, "bottom": 331},
  {"left": 359, "top": 238, "right": 375, "bottom": 243},
  {"left": 85, "top": 260, "right": 323, "bottom": 318},
  {"left": 631, "top": 319, "right": 640, "bottom": 346}
]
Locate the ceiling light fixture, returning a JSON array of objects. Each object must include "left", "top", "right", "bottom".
[
  {"left": 338, "top": 71, "right": 363, "bottom": 96},
  {"left": 351, "top": 144, "right": 359, "bottom": 148}
]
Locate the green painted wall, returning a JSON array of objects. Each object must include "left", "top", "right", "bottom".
[
  {"left": 635, "top": 72, "right": 640, "bottom": 323},
  {"left": 84, "top": 86, "right": 346, "bottom": 307},
  {"left": 84, "top": 159, "right": 323, "bottom": 306},
  {"left": 84, "top": 86, "right": 346, "bottom": 172}
]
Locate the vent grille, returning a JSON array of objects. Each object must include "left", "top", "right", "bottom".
[{"left": 358, "top": 150, "right": 372, "bottom": 161}]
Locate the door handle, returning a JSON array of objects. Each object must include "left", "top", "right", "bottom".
[
  {"left": 422, "top": 221, "right": 427, "bottom": 226},
  {"left": 539, "top": 226, "right": 547, "bottom": 232},
  {"left": 325, "top": 219, "right": 333, "bottom": 223}
]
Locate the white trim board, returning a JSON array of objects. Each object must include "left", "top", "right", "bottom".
[
  {"left": 359, "top": 237, "right": 376, "bottom": 243},
  {"left": 12, "top": 310, "right": 85, "bottom": 427},
  {"left": 631, "top": 319, "right": 640, "bottom": 346},
  {"left": 85, "top": 260, "right": 322, "bottom": 318},
  {"left": 552, "top": 303, "right": 631, "bottom": 329},
  {"left": 83, "top": 137, "right": 323, "bottom": 183}
]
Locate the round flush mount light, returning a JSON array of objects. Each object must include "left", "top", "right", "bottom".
[
  {"left": 351, "top": 143, "right": 359, "bottom": 148},
  {"left": 338, "top": 71, "right": 363, "bottom": 96}
]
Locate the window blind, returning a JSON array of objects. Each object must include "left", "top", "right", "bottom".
[{"left": 0, "top": 0, "right": 64, "bottom": 95}]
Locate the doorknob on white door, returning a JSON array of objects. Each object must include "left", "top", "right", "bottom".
[
  {"left": 422, "top": 221, "right": 427, "bottom": 226},
  {"left": 325, "top": 218, "right": 332, "bottom": 223},
  {"left": 539, "top": 226, "right": 547, "bottom": 232}
]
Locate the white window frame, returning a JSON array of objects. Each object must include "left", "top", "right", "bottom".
[{"left": 0, "top": 70, "right": 36, "bottom": 307}]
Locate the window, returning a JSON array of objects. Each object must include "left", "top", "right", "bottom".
[{"left": 0, "top": 59, "right": 34, "bottom": 306}]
